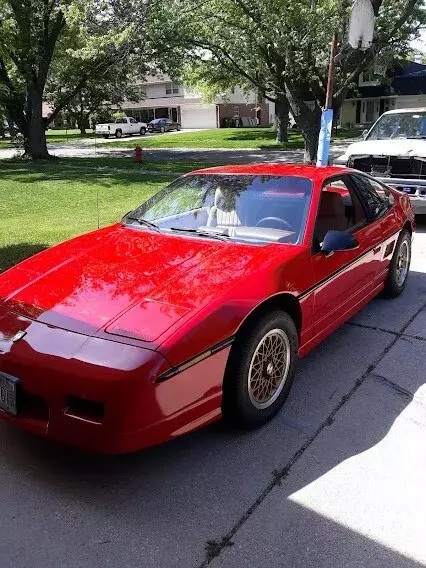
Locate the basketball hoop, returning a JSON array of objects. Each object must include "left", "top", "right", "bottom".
[
  {"left": 348, "top": 0, "right": 375, "bottom": 50},
  {"left": 373, "top": 46, "right": 393, "bottom": 76}
]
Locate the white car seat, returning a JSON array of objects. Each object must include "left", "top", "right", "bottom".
[{"left": 207, "top": 188, "right": 242, "bottom": 228}]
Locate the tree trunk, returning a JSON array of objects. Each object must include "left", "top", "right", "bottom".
[
  {"left": 285, "top": 86, "right": 321, "bottom": 163},
  {"left": 6, "top": 112, "right": 16, "bottom": 137},
  {"left": 302, "top": 122, "right": 321, "bottom": 163},
  {"left": 275, "top": 94, "right": 289, "bottom": 143},
  {"left": 78, "top": 95, "right": 87, "bottom": 135},
  {"left": 24, "top": 88, "right": 49, "bottom": 159},
  {"left": 77, "top": 119, "right": 87, "bottom": 136}
]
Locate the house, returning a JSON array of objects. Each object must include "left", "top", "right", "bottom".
[
  {"left": 340, "top": 61, "right": 426, "bottom": 126},
  {"left": 121, "top": 75, "right": 272, "bottom": 129}
]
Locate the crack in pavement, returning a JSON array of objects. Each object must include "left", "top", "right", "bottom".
[
  {"left": 347, "top": 320, "right": 426, "bottom": 342},
  {"left": 198, "top": 297, "right": 426, "bottom": 567}
]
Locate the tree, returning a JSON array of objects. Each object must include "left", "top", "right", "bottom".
[
  {"left": 0, "top": 0, "right": 151, "bottom": 158},
  {"left": 152, "top": 0, "right": 426, "bottom": 161},
  {"left": 46, "top": 65, "right": 144, "bottom": 135}
]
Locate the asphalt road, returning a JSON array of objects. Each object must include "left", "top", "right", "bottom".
[{"left": 0, "top": 222, "right": 425, "bottom": 568}]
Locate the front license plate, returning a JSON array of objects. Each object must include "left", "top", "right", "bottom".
[{"left": 0, "top": 372, "right": 18, "bottom": 416}]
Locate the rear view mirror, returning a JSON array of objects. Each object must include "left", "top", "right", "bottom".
[
  {"left": 321, "top": 230, "right": 359, "bottom": 256},
  {"left": 362, "top": 129, "right": 369, "bottom": 139}
]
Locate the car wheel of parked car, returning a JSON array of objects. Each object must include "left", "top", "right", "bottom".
[
  {"left": 115, "top": 129, "right": 122, "bottom": 139},
  {"left": 160, "top": 126, "right": 165, "bottom": 133},
  {"left": 140, "top": 127, "right": 146, "bottom": 136},
  {"left": 103, "top": 134, "right": 109, "bottom": 139},
  {"left": 382, "top": 229, "right": 412, "bottom": 298},
  {"left": 222, "top": 311, "right": 297, "bottom": 428},
  {"left": 177, "top": 124, "right": 181, "bottom": 131}
]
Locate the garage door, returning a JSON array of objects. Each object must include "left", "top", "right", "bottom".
[{"left": 181, "top": 105, "right": 218, "bottom": 129}]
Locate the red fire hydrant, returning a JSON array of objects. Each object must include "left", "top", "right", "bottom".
[{"left": 135, "top": 145, "right": 143, "bottom": 163}]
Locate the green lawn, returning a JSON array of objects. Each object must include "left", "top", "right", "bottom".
[
  {"left": 46, "top": 128, "right": 95, "bottom": 143},
  {"left": 106, "top": 128, "right": 305, "bottom": 150},
  {"left": 0, "top": 129, "right": 94, "bottom": 150},
  {"left": 104, "top": 126, "right": 363, "bottom": 150},
  {"left": 0, "top": 159, "right": 182, "bottom": 272},
  {"left": 0, "top": 126, "right": 363, "bottom": 151},
  {"left": 60, "top": 156, "right": 219, "bottom": 173}
]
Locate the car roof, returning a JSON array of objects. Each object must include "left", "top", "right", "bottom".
[
  {"left": 381, "top": 107, "right": 426, "bottom": 115},
  {"left": 190, "top": 163, "right": 351, "bottom": 181}
]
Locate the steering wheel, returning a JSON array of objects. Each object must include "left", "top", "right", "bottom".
[{"left": 256, "top": 217, "right": 292, "bottom": 231}]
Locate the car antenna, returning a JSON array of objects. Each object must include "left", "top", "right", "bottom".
[{"left": 94, "top": 125, "right": 100, "bottom": 229}]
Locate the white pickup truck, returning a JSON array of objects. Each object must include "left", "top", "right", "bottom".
[
  {"left": 95, "top": 117, "right": 147, "bottom": 139},
  {"left": 334, "top": 108, "right": 426, "bottom": 214}
]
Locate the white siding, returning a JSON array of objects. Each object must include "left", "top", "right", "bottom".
[
  {"left": 217, "top": 87, "right": 257, "bottom": 104},
  {"left": 144, "top": 83, "right": 183, "bottom": 99},
  {"left": 340, "top": 100, "right": 357, "bottom": 125},
  {"left": 395, "top": 95, "right": 426, "bottom": 109},
  {"left": 180, "top": 105, "right": 218, "bottom": 129}
]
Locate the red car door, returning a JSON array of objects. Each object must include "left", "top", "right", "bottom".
[
  {"left": 311, "top": 175, "right": 382, "bottom": 339},
  {"left": 348, "top": 173, "right": 400, "bottom": 283}
]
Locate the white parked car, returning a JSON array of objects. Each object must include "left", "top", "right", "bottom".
[
  {"left": 335, "top": 108, "right": 426, "bottom": 214},
  {"left": 95, "top": 117, "right": 147, "bottom": 139}
]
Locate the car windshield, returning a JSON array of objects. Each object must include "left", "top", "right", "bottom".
[
  {"left": 123, "top": 174, "right": 313, "bottom": 245},
  {"left": 367, "top": 111, "right": 426, "bottom": 140}
]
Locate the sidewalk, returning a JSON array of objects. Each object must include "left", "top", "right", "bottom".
[{"left": 209, "top": 227, "right": 426, "bottom": 568}]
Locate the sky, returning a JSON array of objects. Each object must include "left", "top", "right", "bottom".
[{"left": 411, "top": 28, "right": 426, "bottom": 53}]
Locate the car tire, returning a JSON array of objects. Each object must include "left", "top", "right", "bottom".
[
  {"left": 115, "top": 129, "right": 122, "bottom": 139},
  {"left": 177, "top": 124, "right": 181, "bottom": 131},
  {"left": 160, "top": 126, "right": 165, "bottom": 133},
  {"left": 103, "top": 134, "right": 109, "bottom": 139},
  {"left": 382, "top": 229, "right": 411, "bottom": 298},
  {"left": 222, "top": 311, "right": 298, "bottom": 428},
  {"left": 140, "top": 127, "right": 146, "bottom": 136}
]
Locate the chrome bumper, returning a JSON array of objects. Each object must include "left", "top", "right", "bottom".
[{"left": 375, "top": 177, "right": 426, "bottom": 215}]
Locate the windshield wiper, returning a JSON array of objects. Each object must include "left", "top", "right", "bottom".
[
  {"left": 126, "top": 216, "right": 161, "bottom": 232},
  {"left": 169, "top": 227, "right": 230, "bottom": 241}
]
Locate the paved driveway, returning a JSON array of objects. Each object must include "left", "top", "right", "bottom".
[{"left": 0, "top": 224, "right": 425, "bottom": 568}]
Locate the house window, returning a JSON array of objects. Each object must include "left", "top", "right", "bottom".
[
  {"left": 165, "top": 83, "right": 179, "bottom": 95},
  {"left": 359, "top": 69, "right": 380, "bottom": 87},
  {"left": 234, "top": 106, "right": 240, "bottom": 117}
]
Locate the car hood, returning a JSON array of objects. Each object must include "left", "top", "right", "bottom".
[
  {"left": 0, "top": 225, "right": 296, "bottom": 339},
  {"left": 344, "top": 138, "right": 426, "bottom": 158}
]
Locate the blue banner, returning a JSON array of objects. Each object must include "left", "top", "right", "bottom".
[{"left": 316, "top": 109, "right": 334, "bottom": 167}]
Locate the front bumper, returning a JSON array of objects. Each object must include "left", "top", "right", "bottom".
[
  {"left": 0, "top": 307, "right": 227, "bottom": 453},
  {"left": 374, "top": 177, "right": 426, "bottom": 215},
  {"left": 0, "top": 308, "right": 171, "bottom": 453},
  {"left": 333, "top": 155, "right": 426, "bottom": 215}
]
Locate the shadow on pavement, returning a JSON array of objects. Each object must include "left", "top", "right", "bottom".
[{"left": 0, "top": 225, "right": 425, "bottom": 568}]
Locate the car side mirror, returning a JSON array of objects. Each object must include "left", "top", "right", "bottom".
[
  {"left": 362, "top": 129, "right": 369, "bottom": 139},
  {"left": 321, "top": 230, "right": 359, "bottom": 256}
]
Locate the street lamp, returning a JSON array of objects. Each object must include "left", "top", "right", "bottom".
[{"left": 316, "top": 0, "right": 375, "bottom": 167}]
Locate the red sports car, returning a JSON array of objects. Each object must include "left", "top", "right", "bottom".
[{"left": 0, "top": 164, "right": 414, "bottom": 453}]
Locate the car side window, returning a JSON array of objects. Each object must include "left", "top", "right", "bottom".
[
  {"left": 350, "top": 174, "right": 392, "bottom": 220},
  {"left": 313, "top": 177, "right": 367, "bottom": 250},
  {"left": 129, "top": 118, "right": 136, "bottom": 124}
]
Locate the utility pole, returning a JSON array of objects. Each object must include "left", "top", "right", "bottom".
[
  {"left": 316, "top": 33, "right": 339, "bottom": 167},
  {"left": 316, "top": 0, "right": 375, "bottom": 167}
]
